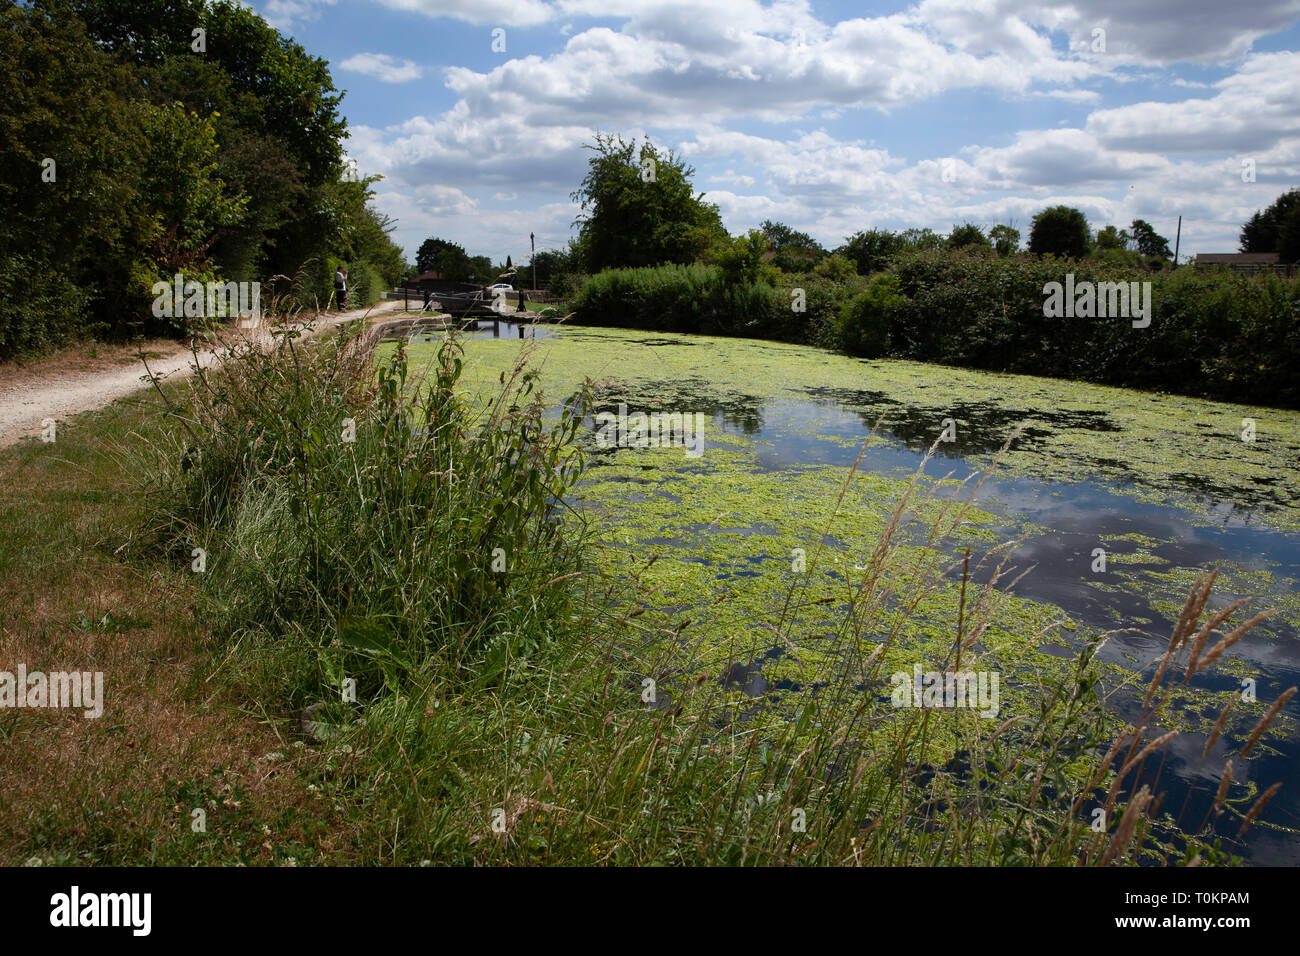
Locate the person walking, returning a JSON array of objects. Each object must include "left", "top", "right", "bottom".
[{"left": 334, "top": 266, "right": 348, "bottom": 309}]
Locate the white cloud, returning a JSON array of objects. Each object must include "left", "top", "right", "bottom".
[
  {"left": 334, "top": 3, "right": 1300, "bottom": 259},
  {"left": 339, "top": 52, "right": 424, "bottom": 83},
  {"left": 914, "top": 0, "right": 1300, "bottom": 65},
  {"left": 259, "top": 0, "right": 336, "bottom": 29},
  {"left": 1086, "top": 52, "right": 1300, "bottom": 153},
  {"left": 373, "top": 0, "right": 556, "bottom": 26}
]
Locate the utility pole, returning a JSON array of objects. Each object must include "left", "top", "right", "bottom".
[
  {"left": 530, "top": 232, "right": 536, "bottom": 291},
  {"left": 1173, "top": 215, "right": 1182, "bottom": 266}
]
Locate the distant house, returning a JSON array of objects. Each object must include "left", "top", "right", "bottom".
[
  {"left": 1193, "top": 252, "right": 1294, "bottom": 276},
  {"left": 1194, "top": 253, "right": 1280, "bottom": 265}
]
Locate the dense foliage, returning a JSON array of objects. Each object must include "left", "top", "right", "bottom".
[
  {"left": 571, "top": 133, "right": 728, "bottom": 273},
  {"left": 0, "top": 0, "right": 404, "bottom": 357},
  {"left": 1240, "top": 189, "right": 1300, "bottom": 262},
  {"left": 573, "top": 245, "right": 1300, "bottom": 408},
  {"left": 848, "top": 248, "right": 1300, "bottom": 406},
  {"left": 1028, "top": 205, "right": 1092, "bottom": 259}
]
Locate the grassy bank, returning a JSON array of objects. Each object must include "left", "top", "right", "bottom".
[{"left": 1, "top": 321, "right": 1288, "bottom": 865}]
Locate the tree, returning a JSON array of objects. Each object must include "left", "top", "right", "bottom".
[
  {"left": 989, "top": 224, "right": 1020, "bottom": 257},
  {"left": 946, "top": 223, "right": 991, "bottom": 250},
  {"left": 134, "top": 101, "right": 248, "bottom": 287},
  {"left": 1094, "top": 225, "right": 1124, "bottom": 251},
  {"left": 1128, "top": 219, "right": 1171, "bottom": 259},
  {"left": 1028, "top": 206, "right": 1090, "bottom": 258},
  {"left": 50, "top": 0, "right": 350, "bottom": 281},
  {"left": 837, "top": 229, "right": 903, "bottom": 275},
  {"left": 0, "top": 2, "right": 157, "bottom": 352},
  {"left": 530, "top": 241, "right": 584, "bottom": 290},
  {"left": 758, "top": 219, "right": 824, "bottom": 272},
  {"left": 571, "top": 133, "right": 727, "bottom": 272},
  {"left": 897, "top": 228, "right": 943, "bottom": 252},
  {"left": 716, "top": 230, "right": 779, "bottom": 286},
  {"left": 1, "top": 0, "right": 396, "bottom": 351},
  {"left": 1240, "top": 189, "right": 1300, "bottom": 262},
  {"left": 416, "top": 238, "right": 461, "bottom": 274},
  {"left": 468, "top": 255, "right": 493, "bottom": 285}
]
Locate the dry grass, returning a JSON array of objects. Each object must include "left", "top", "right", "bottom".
[{"left": 0, "top": 393, "right": 355, "bottom": 865}]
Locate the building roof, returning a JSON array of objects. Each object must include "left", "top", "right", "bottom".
[{"left": 1194, "top": 252, "right": 1280, "bottom": 264}]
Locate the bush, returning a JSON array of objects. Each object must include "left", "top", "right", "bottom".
[
  {"left": 881, "top": 248, "right": 1300, "bottom": 406},
  {"left": 0, "top": 256, "right": 90, "bottom": 359},
  {"left": 572, "top": 263, "right": 741, "bottom": 335},
  {"left": 572, "top": 263, "right": 867, "bottom": 347},
  {"left": 838, "top": 274, "right": 905, "bottom": 357},
  {"left": 348, "top": 259, "right": 386, "bottom": 308},
  {"left": 776, "top": 272, "right": 864, "bottom": 349}
]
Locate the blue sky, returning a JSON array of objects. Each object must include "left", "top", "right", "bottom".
[{"left": 248, "top": 0, "right": 1300, "bottom": 264}]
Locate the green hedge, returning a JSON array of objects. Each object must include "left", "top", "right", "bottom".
[
  {"left": 885, "top": 249, "right": 1300, "bottom": 407},
  {"left": 348, "top": 260, "right": 386, "bottom": 309},
  {"left": 0, "top": 256, "right": 90, "bottom": 358},
  {"left": 571, "top": 263, "right": 847, "bottom": 345},
  {"left": 568, "top": 252, "right": 1300, "bottom": 408}
]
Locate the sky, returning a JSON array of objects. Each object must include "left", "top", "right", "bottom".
[{"left": 247, "top": 0, "right": 1300, "bottom": 265}]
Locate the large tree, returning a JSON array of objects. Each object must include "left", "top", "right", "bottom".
[
  {"left": 1, "top": 0, "right": 400, "bottom": 354},
  {"left": 415, "top": 237, "right": 475, "bottom": 282},
  {"left": 1240, "top": 189, "right": 1300, "bottom": 262},
  {"left": 946, "top": 223, "right": 991, "bottom": 250},
  {"left": 571, "top": 133, "right": 727, "bottom": 272},
  {"left": 47, "top": 0, "right": 350, "bottom": 281},
  {"left": 1128, "top": 219, "right": 1171, "bottom": 259},
  {"left": 1028, "top": 205, "right": 1091, "bottom": 259}
]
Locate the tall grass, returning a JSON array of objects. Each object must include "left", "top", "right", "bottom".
[{"left": 132, "top": 319, "right": 1285, "bottom": 865}]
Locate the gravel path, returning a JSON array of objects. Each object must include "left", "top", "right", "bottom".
[{"left": 0, "top": 300, "right": 401, "bottom": 447}]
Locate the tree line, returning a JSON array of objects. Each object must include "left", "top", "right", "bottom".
[
  {"left": 410, "top": 132, "right": 1299, "bottom": 306},
  {"left": 545, "top": 133, "right": 1299, "bottom": 286},
  {"left": 558, "top": 135, "right": 1300, "bottom": 407},
  {"left": 0, "top": 0, "right": 406, "bottom": 359}
]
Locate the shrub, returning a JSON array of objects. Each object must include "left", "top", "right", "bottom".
[
  {"left": 839, "top": 274, "right": 906, "bottom": 357},
  {"left": 348, "top": 259, "right": 386, "bottom": 308},
  {"left": 0, "top": 256, "right": 90, "bottom": 358},
  {"left": 1028, "top": 205, "right": 1091, "bottom": 259},
  {"left": 572, "top": 263, "right": 738, "bottom": 334},
  {"left": 881, "top": 248, "right": 1300, "bottom": 406}
]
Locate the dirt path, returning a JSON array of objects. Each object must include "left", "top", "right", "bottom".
[{"left": 0, "top": 300, "right": 402, "bottom": 447}]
